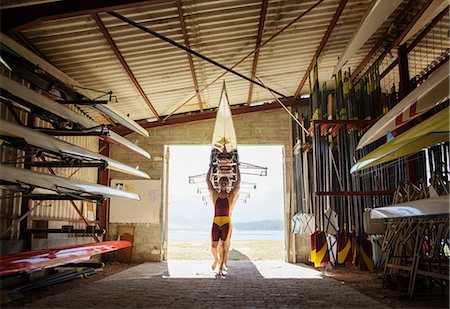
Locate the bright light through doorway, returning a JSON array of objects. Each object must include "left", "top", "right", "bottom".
[{"left": 167, "top": 145, "right": 285, "bottom": 261}]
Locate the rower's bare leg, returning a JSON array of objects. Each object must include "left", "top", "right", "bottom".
[
  {"left": 218, "top": 240, "right": 224, "bottom": 266},
  {"left": 223, "top": 239, "right": 230, "bottom": 270},
  {"left": 218, "top": 240, "right": 227, "bottom": 275},
  {"left": 211, "top": 241, "right": 219, "bottom": 271}
]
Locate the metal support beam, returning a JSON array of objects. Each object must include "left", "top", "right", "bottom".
[
  {"left": 294, "top": 0, "right": 348, "bottom": 97},
  {"left": 36, "top": 126, "right": 109, "bottom": 137},
  {"left": 5, "top": 104, "right": 24, "bottom": 125},
  {"left": 19, "top": 114, "right": 34, "bottom": 250},
  {"left": 31, "top": 161, "right": 107, "bottom": 169},
  {"left": 109, "top": 12, "right": 292, "bottom": 102},
  {"left": 98, "top": 140, "right": 110, "bottom": 239},
  {"left": 56, "top": 99, "right": 108, "bottom": 105},
  {"left": 398, "top": 44, "right": 419, "bottom": 184},
  {"left": 93, "top": 14, "right": 160, "bottom": 121},
  {"left": 112, "top": 96, "right": 309, "bottom": 136},
  {"left": 247, "top": 0, "right": 269, "bottom": 105},
  {"left": 29, "top": 194, "right": 104, "bottom": 201},
  {"left": 315, "top": 190, "right": 395, "bottom": 196},
  {"left": 379, "top": 6, "right": 448, "bottom": 80},
  {"left": 1, "top": 201, "right": 41, "bottom": 239},
  {"left": 41, "top": 157, "right": 100, "bottom": 242},
  {"left": 350, "top": 39, "right": 383, "bottom": 81},
  {"left": 176, "top": 1, "right": 203, "bottom": 112},
  {"left": 28, "top": 228, "right": 105, "bottom": 235},
  {"left": 154, "top": 0, "right": 324, "bottom": 120},
  {"left": 398, "top": 45, "right": 410, "bottom": 100}
]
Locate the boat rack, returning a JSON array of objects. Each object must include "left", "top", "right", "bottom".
[{"left": 383, "top": 214, "right": 449, "bottom": 297}]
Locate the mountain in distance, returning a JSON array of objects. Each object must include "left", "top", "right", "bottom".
[{"left": 233, "top": 219, "right": 283, "bottom": 231}]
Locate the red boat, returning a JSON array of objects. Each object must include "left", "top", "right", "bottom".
[{"left": 0, "top": 240, "right": 131, "bottom": 276}]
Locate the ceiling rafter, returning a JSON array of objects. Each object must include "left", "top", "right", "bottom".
[
  {"left": 93, "top": 14, "right": 161, "bottom": 121},
  {"left": 176, "top": 0, "right": 203, "bottom": 113},
  {"left": 113, "top": 97, "right": 309, "bottom": 136},
  {"left": 294, "top": 0, "right": 348, "bottom": 98},
  {"left": 109, "top": 11, "right": 294, "bottom": 116},
  {"left": 153, "top": 0, "right": 325, "bottom": 121},
  {"left": 1, "top": 0, "right": 173, "bottom": 32},
  {"left": 247, "top": 0, "right": 269, "bottom": 106}
]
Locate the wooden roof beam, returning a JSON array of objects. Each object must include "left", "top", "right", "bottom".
[
  {"left": 176, "top": 0, "right": 203, "bottom": 113},
  {"left": 93, "top": 14, "right": 160, "bottom": 121},
  {"left": 247, "top": 0, "right": 269, "bottom": 106},
  {"left": 113, "top": 97, "right": 309, "bottom": 136},
  {"left": 294, "top": 0, "right": 348, "bottom": 98}
]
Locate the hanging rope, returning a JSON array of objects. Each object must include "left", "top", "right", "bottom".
[{"left": 255, "top": 76, "right": 309, "bottom": 135}]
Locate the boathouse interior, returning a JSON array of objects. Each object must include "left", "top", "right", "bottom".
[{"left": 0, "top": 0, "right": 448, "bottom": 307}]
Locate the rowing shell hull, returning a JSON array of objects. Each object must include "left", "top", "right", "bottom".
[
  {"left": 351, "top": 106, "right": 449, "bottom": 173},
  {"left": 0, "top": 241, "right": 131, "bottom": 276},
  {"left": 370, "top": 196, "right": 450, "bottom": 219},
  {"left": 400, "top": 0, "right": 448, "bottom": 46},
  {"left": 212, "top": 82, "right": 237, "bottom": 153},
  {"left": 357, "top": 63, "right": 449, "bottom": 149},
  {"left": 210, "top": 82, "right": 238, "bottom": 191},
  {"left": 0, "top": 120, "right": 150, "bottom": 179},
  {"left": 0, "top": 77, "right": 150, "bottom": 159},
  {"left": 0, "top": 33, "right": 149, "bottom": 137},
  {"left": 0, "top": 164, "right": 140, "bottom": 200},
  {"left": 334, "top": 0, "right": 403, "bottom": 74}
]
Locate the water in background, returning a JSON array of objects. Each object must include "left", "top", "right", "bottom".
[{"left": 168, "top": 229, "right": 284, "bottom": 241}]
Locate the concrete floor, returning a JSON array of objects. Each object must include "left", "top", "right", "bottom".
[{"left": 23, "top": 260, "right": 388, "bottom": 308}]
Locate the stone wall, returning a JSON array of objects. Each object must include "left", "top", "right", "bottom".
[{"left": 109, "top": 108, "right": 301, "bottom": 262}]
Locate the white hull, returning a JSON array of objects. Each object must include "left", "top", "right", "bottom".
[
  {"left": 400, "top": 0, "right": 448, "bottom": 46},
  {"left": 212, "top": 82, "right": 237, "bottom": 153},
  {"left": 0, "top": 33, "right": 149, "bottom": 137},
  {"left": 1, "top": 77, "right": 93, "bottom": 128},
  {"left": 210, "top": 82, "right": 238, "bottom": 191},
  {"left": 334, "top": 0, "right": 403, "bottom": 74},
  {"left": 370, "top": 196, "right": 450, "bottom": 219},
  {"left": 0, "top": 77, "right": 150, "bottom": 158},
  {"left": 357, "top": 64, "right": 449, "bottom": 149},
  {"left": 0, "top": 164, "right": 140, "bottom": 200},
  {"left": 0, "top": 120, "right": 150, "bottom": 179}
]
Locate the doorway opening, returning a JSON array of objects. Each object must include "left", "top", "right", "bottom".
[{"left": 166, "top": 145, "right": 285, "bottom": 261}]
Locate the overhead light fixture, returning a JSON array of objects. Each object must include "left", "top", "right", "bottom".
[
  {"left": 146, "top": 117, "right": 158, "bottom": 122},
  {"left": 300, "top": 94, "right": 310, "bottom": 99}
]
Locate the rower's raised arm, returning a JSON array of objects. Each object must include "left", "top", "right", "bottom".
[
  {"left": 234, "top": 167, "right": 241, "bottom": 192},
  {"left": 231, "top": 167, "right": 241, "bottom": 206},
  {"left": 206, "top": 165, "right": 215, "bottom": 196}
]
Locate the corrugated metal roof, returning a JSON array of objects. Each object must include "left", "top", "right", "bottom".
[{"left": 4, "top": 0, "right": 446, "bottom": 124}]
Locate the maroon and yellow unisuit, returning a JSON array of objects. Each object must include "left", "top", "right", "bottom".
[{"left": 211, "top": 193, "right": 232, "bottom": 242}]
